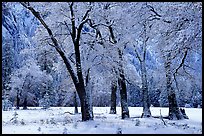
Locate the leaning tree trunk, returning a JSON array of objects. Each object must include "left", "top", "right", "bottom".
[
  {"left": 110, "top": 79, "right": 117, "bottom": 114},
  {"left": 141, "top": 61, "right": 151, "bottom": 118},
  {"left": 118, "top": 49, "right": 130, "bottom": 119},
  {"left": 165, "top": 53, "right": 183, "bottom": 120},
  {"left": 57, "top": 46, "right": 93, "bottom": 121}
]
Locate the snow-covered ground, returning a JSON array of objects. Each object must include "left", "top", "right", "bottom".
[{"left": 2, "top": 107, "right": 202, "bottom": 134}]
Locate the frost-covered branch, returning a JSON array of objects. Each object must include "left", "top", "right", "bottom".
[{"left": 20, "top": 2, "right": 79, "bottom": 86}]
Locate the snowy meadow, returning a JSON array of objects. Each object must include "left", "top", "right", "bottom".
[{"left": 2, "top": 107, "right": 202, "bottom": 134}]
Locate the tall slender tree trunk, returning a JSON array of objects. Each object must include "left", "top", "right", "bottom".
[
  {"left": 110, "top": 79, "right": 117, "bottom": 114},
  {"left": 141, "top": 61, "right": 151, "bottom": 118},
  {"left": 118, "top": 49, "right": 129, "bottom": 119},
  {"left": 165, "top": 53, "right": 183, "bottom": 120}
]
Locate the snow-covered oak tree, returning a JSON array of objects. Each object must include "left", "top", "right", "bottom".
[
  {"left": 149, "top": 2, "right": 202, "bottom": 120},
  {"left": 20, "top": 2, "right": 99, "bottom": 121}
]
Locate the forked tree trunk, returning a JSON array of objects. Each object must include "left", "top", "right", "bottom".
[
  {"left": 110, "top": 80, "right": 117, "bottom": 114},
  {"left": 165, "top": 53, "right": 184, "bottom": 120}
]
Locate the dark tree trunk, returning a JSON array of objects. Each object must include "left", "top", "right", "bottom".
[
  {"left": 168, "top": 93, "right": 183, "bottom": 120},
  {"left": 110, "top": 80, "right": 117, "bottom": 114},
  {"left": 23, "top": 97, "right": 27, "bottom": 110},
  {"left": 77, "top": 85, "right": 93, "bottom": 121},
  {"left": 74, "top": 91, "right": 78, "bottom": 114},
  {"left": 118, "top": 74, "right": 130, "bottom": 119},
  {"left": 74, "top": 43, "right": 93, "bottom": 121},
  {"left": 118, "top": 49, "right": 129, "bottom": 119},
  {"left": 165, "top": 53, "right": 184, "bottom": 120},
  {"left": 56, "top": 47, "right": 93, "bottom": 121},
  {"left": 141, "top": 61, "right": 151, "bottom": 118},
  {"left": 16, "top": 90, "right": 20, "bottom": 110}
]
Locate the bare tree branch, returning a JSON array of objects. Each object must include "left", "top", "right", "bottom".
[{"left": 173, "top": 48, "right": 188, "bottom": 76}]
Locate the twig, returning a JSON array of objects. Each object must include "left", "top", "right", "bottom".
[
  {"left": 64, "top": 111, "right": 75, "bottom": 115},
  {"left": 160, "top": 109, "right": 167, "bottom": 126}
]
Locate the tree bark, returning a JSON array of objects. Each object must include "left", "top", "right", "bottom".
[
  {"left": 84, "top": 68, "right": 94, "bottom": 120},
  {"left": 165, "top": 53, "right": 184, "bottom": 120},
  {"left": 110, "top": 79, "right": 117, "bottom": 114},
  {"left": 23, "top": 97, "right": 27, "bottom": 110},
  {"left": 77, "top": 85, "right": 93, "bottom": 121},
  {"left": 141, "top": 61, "right": 151, "bottom": 118},
  {"left": 118, "top": 49, "right": 129, "bottom": 119},
  {"left": 74, "top": 91, "right": 78, "bottom": 114},
  {"left": 74, "top": 41, "right": 93, "bottom": 121}
]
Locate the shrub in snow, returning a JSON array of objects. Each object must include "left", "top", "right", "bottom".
[
  {"left": 50, "top": 118, "right": 56, "bottom": 124},
  {"left": 94, "top": 123, "right": 99, "bottom": 128},
  {"left": 10, "top": 111, "right": 18, "bottom": 124},
  {"left": 20, "top": 119, "right": 26, "bottom": 125},
  {"left": 181, "top": 124, "right": 189, "bottom": 129},
  {"left": 63, "top": 127, "right": 68, "bottom": 134},
  {"left": 185, "top": 103, "right": 191, "bottom": 108},
  {"left": 64, "top": 115, "right": 73, "bottom": 124},
  {"left": 40, "top": 119, "right": 44, "bottom": 124},
  {"left": 135, "top": 119, "right": 140, "bottom": 126},
  {"left": 38, "top": 127, "right": 41, "bottom": 132},
  {"left": 116, "top": 127, "right": 122, "bottom": 134},
  {"left": 46, "top": 119, "right": 49, "bottom": 124}
]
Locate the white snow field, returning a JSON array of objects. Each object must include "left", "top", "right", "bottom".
[{"left": 2, "top": 107, "right": 202, "bottom": 134}]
